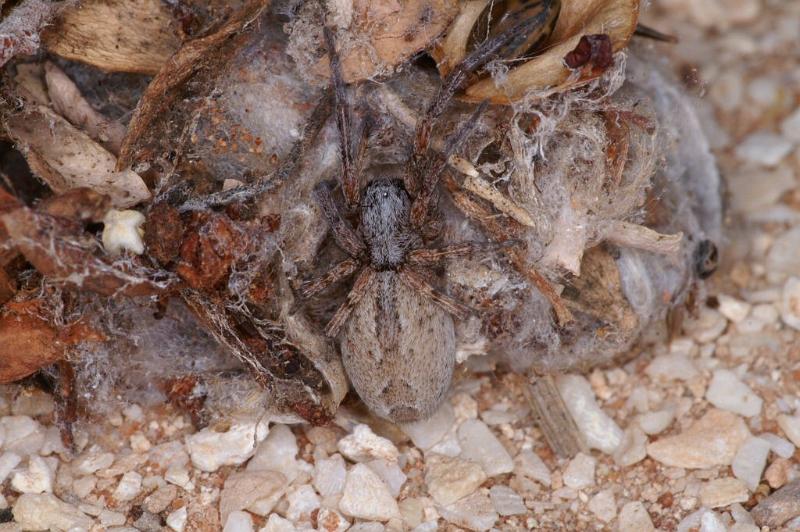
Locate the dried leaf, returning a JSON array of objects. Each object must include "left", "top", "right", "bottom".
[
  {"left": 1, "top": 207, "right": 174, "bottom": 297},
  {"left": 310, "top": 0, "right": 460, "bottom": 82},
  {"left": 41, "top": 0, "right": 181, "bottom": 75},
  {"left": 37, "top": 187, "right": 111, "bottom": 223},
  {"left": 5, "top": 104, "right": 151, "bottom": 208},
  {"left": 43, "top": 61, "right": 126, "bottom": 155},
  {"left": 438, "top": 0, "right": 639, "bottom": 103},
  {"left": 0, "top": 301, "right": 62, "bottom": 383},
  {"left": 117, "top": 0, "right": 269, "bottom": 170},
  {"left": 176, "top": 213, "right": 249, "bottom": 291}
]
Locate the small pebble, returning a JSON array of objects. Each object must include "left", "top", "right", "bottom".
[
  {"left": 701, "top": 477, "right": 750, "bottom": 508},
  {"left": 144, "top": 484, "right": 178, "bottom": 514},
  {"left": 683, "top": 308, "right": 727, "bottom": 344},
  {"left": 732, "top": 436, "right": 771, "bottom": 490},
  {"left": 780, "top": 108, "right": 800, "bottom": 143},
  {"left": 777, "top": 414, "right": 800, "bottom": 447},
  {"left": 637, "top": 408, "right": 675, "bottom": 435},
  {"left": 646, "top": 354, "right": 699, "bottom": 381},
  {"left": 11, "top": 455, "right": 54, "bottom": 494},
  {"left": 705, "top": 369, "right": 763, "bottom": 417},
  {"left": 313, "top": 453, "right": 347, "bottom": 497},
  {"left": 734, "top": 132, "right": 793, "bottom": 166},
  {"left": 513, "top": 449, "right": 551, "bottom": 486},
  {"left": 765, "top": 457, "right": 792, "bottom": 489},
  {"left": 780, "top": 277, "right": 800, "bottom": 331},
  {"left": 400, "top": 403, "right": 455, "bottom": 450},
  {"left": 438, "top": 490, "right": 498, "bottom": 532},
  {"left": 317, "top": 508, "right": 350, "bottom": 532},
  {"left": 185, "top": 419, "right": 268, "bottom": 472},
  {"left": 1, "top": 416, "right": 45, "bottom": 456},
  {"left": 223, "top": 510, "right": 254, "bottom": 532},
  {"left": 285, "top": 484, "right": 320, "bottom": 522},
  {"left": 557, "top": 375, "right": 623, "bottom": 454},
  {"left": 338, "top": 424, "right": 399, "bottom": 463},
  {"left": 717, "top": 295, "right": 751, "bottom": 322},
  {"left": 618, "top": 501, "right": 655, "bottom": 532},
  {"left": 768, "top": 228, "right": 800, "bottom": 279},
  {"left": 562, "top": 453, "right": 596, "bottom": 490},
  {"left": 587, "top": 489, "right": 617, "bottom": 523},
  {"left": 647, "top": 409, "right": 750, "bottom": 468},
  {"left": 261, "top": 514, "right": 296, "bottom": 532},
  {"left": 12, "top": 493, "right": 93, "bottom": 531},
  {"left": 613, "top": 425, "right": 647, "bottom": 467},
  {"left": 99, "top": 510, "right": 127, "bottom": 527},
  {"left": 367, "top": 459, "right": 407, "bottom": 497},
  {"left": 488, "top": 485, "right": 526, "bottom": 516},
  {"left": 0, "top": 452, "right": 22, "bottom": 484},
  {"left": 424, "top": 453, "right": 487, "bottom": 506},
  {"left": 339, "top": 463, "right": 400, "bottom": 521},
  {"left": 166, "top": 506, "right": 187, "bottom": 532},
  {"left": 113, "top": 471, "right": 142, "bottom": 502},
  {"left": 760, "top": 433, "right": 795, "bottom": 459},
  {"left": 456, "top": 419, "right": 513, "bottom": 476},
  {"left": 219, "top": 470, "right": 286, "bottom": 521}
]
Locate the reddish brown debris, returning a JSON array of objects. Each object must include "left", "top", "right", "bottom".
[
  {"left": 0, "top": 301, "right": 62, "bottom": 383},
  {"left": 564, "top": 34, "right": 614, "bottom": 73},
  {"left": 144, "top": 202, "right": 185, "bottom": 265},
  {"left": 176, "top": 212, "right": 248, "bottom": 291}
]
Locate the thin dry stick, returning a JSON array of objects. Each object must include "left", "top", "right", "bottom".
[{"left": 525, "top": 375, "right": 588, "bottom": 458}]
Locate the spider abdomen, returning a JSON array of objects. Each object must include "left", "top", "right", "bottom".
[{"left": 340, "top": 270, "right": 456, "bottom": 422}]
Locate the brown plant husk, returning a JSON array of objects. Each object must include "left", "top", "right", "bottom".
[
  {"left": 435, "top": 0, "right": 640, "bottom": 103},
  {"left": 41, "top": 0, "right": 181, "bottom": 75}
]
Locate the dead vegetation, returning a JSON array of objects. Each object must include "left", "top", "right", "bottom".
[{"left": 0, "top": 0, "right": 720, "bottom": 439}]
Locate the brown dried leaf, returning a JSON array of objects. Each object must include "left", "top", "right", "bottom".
[
  {"left": 144, "top": 203, "right": 185, "bottom": 266},
  {"left": 1, "top": 207, "right": 174, "bottom": 297},
  {"left": 5, "top": 105, "right": 151, "bottom": 208},
  {"left": 117, "top": 0, "right": 269, "bottom": 170},
  {"left": 37, "top": 187, "right": 111, "bottom": 223},
  {"left": 43, "top": 61, "right": 126, "bottom": 155},
  {"left": 314, "top": 0, "right": 460, "bottom": 82},
  {"left": 41, "top": 0, "right": 181, "bottom": 75},
  {"left": 176, "top": 213, "right": 248, "bottom": 292},
  {"left": 438, "top": 0, "right": 639, "bottom": 103},
  {"left": 0, "top": 301, "right": 62, "bottom": 383}
]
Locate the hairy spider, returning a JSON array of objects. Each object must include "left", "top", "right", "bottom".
[{"left": 298, "top": 20, "right": 543, "bottom": 422}]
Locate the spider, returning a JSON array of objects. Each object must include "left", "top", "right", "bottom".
[{"left": 297, "top": 19, "right": 544, "bottom": 422}]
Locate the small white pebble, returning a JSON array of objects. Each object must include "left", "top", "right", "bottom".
[
  {"left": 514, "top": 449, "right": 550, "bottom": 486},
  {"left": 563, "top": 453, "right": 596, "bottom": 490},
  {"left": 777, "top": 414, "right": 800, "bottom": 447},
  {"left": 113, "top": 471, "right": 143, "bottom": 502},
  {"left": 618, "top": 501, "right": 654, "bottom": 531},
  {"left": 780, "top": 277, "right": 800, "bottom": 331},
  {"left": 339, "top": 463, "right": 400, "bottom": 521},
  {"left": 717, "top": 295, "right": 751, "bottom": 323},
  {"left": 637, "top": 407, "right": 675, "bottom": 435},
  {"left": 285, "top": 484, "right": 320, "bottom": 522},
  {"left": 489, "top": 485, "right": 526, "bottom": 516},
  {"left": 223, "top": 510, "right": 254, "bottom": 532},
  {"left": 338, "top": 424, "right": 399, "bottom": 463},
  {"left": 457, "top": 419, "right": 513, "bottom": 476},
  {"left": 734, "top": 132, "right": 793, "bottom": 166},
  {"left": 130, "top": 433, "right": 152, "bottom": 453},
  {"left": 167, "top": 506, "right": 188, "bottom": 532},
  {"left": 646, "top": 354, "right": 699, "bottom": 381},
  {"left": 759, "top": 432, "right": 795, "bottom": 458},
  {"left": 705, "top": 369, "right": 763, "bottom": 417},
  {"left": 557, "top": 375, "right": 623, "bottom": 454},
  {"left": 102, "top": 209, "right": 146, "bottom": 255},
  {"left": 11, "top": 456, "right": 54, "bottom": 494},
  {"left": 99, "top": 509, "right": 127, "bottom": 527},
  {"left": 587, "top": 489, "right": 617, "bottom": 523},
  {"left": 0, "top": 452, "right": 22, "bottom": 484},
  {"left": 732, "top": 436, "right": 771, "bottom": 490}
]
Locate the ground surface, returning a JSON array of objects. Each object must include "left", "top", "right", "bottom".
[{"left": 1, "top": 0, "right": 800, "bottom": 531}]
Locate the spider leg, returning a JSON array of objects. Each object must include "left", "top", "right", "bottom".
[
  {"left": 407, "top": 239, "right": 518, "bottom": 267},
  {"left": 179, "top": 92, "right": 332, "bottom": 211},
  {"left": 313, "top": 180, "right": 366, "bottom": 258},
  {"left": 410, "top": 102, "right": 487, "bottom": 227},
  {"left": 409, "top": 8, "right": 556, "bottom": 195},
  {"left": 299, "top": 257, "right": 360, "bottom": 299},
  {"left": 399, "top": 266, "right": 471, "bottom": 321},
  {"left": 325, "top": 266, "right": 374, "bottom": 337},
  {"left": 323, "top": 26, "right": 365, "bottom": 211}
]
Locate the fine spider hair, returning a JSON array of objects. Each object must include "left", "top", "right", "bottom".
[{"left": 295, "top": 18, "right": 541, "bottom": 421}]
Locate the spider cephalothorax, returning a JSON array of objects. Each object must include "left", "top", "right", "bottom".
[{"left": 298, "top": 23, "right": 537, "bottom": 422}]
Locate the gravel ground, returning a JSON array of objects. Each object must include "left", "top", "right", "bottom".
[{"left": 1, "top": 1, "right": 800, "bottom": 531}]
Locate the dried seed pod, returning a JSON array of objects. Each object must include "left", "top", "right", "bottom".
[
  {"left": 41, "top": 0, "right": 181, "bottom": 75},
  {"left": 435, "top": 0, "right": 639, "bottom": 103},
  {"left": 467, "top": 0, "right": 561, "bottom": 61}
]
